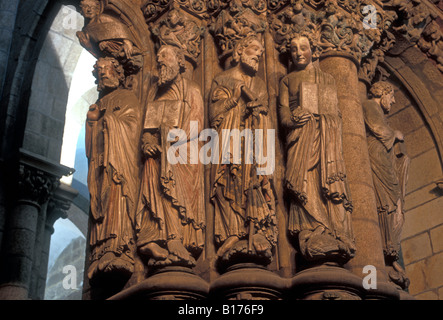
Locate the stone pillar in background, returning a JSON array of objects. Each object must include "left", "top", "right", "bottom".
[
  {"left": 33, "top": 184, "right": 78, "bottom": 300},
  {"left": 0, "top": 149, "right": 73, "bottom": 300},
  {"left": 319, "top": 54, "right": 398, "bottom": 299}
]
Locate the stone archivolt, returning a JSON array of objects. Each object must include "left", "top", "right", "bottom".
[{"left": 75, "top": 0, "right": 440, "bottom": 300}]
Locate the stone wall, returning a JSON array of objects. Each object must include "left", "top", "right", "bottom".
[
  {"left": 24, "top": 5, "right": 84, "bottom": 162},
  {"left": 385, "top": 46, "right": 443, "bottom": 300}
]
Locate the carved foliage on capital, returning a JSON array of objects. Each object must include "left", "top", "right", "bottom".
[
  {"left": 142, "top": 0, "right": 210, "bottom": 23},
  {"left": 150, "top": 6, "right": 205, "bottom": 65},
  {"left": 269, "top": 0, "right": 395, "bottom": 64},
  {"left": 209, "top": 0, "right": 268, "bottom": 61},
  {"left": 17, "top": 165, "right": 58, "bottom": 206}
]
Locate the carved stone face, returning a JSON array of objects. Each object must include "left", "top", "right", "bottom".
[
  {"left": 168, "top": 9, "right": 181, "bottom": 27},
  {"left": 290, "top": 37, "right": 312, "bottom": 69},
  {"left": 157, "top": 46, "right": 181, "bottom": 86},
  {"left": 380, "top": 90, "right": 395, "bottom": 114},
  {"left": 240, "top": 39, "right": 264, "bottom": 74},
  {"left": 96, "top": 59, "right": 120, "bottom": 91},
  {"left": 80, "top": 0, "right": 100, "bottom": 19}
]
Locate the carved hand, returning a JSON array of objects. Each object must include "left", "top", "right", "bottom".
[
  {"left": 291, "top": 108, "right": 314, "bottom": 126},
  {"left": 246, "top": 100, "right": 268, "bottom": 116},
  {"left": 87, "top": 104, "right": 101, "bottom": 121},
  {"left": 123, "top": 40, "right": 134, "bottom": 59},
  {"left": 233, "top": 82, "right": 245, "bottom": 104},
  {"left": 143, "top": 144, "right": 162, "bottom": 158},
  {"left": 76, "top": 31, "right": 90, "bottom": 48}
]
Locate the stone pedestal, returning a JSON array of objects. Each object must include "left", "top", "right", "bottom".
[
  {"left": 210, "top": 264, "right": 288, "bottom": 300},
  {"left": 108, "top": 267, "right": 209, "bottom": 300},
  {"left": 291, "top": 266, "right": 364, "bottom": 300}
]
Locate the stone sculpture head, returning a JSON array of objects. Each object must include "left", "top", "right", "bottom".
[
  {"left": 156, "top": 45, "right": 186, "bottom": 86},
  {"left": 93, "top": 57, "right": 125, "bottom": 92},
  {"left": 370, "top": 81, "right": 395, "bottom": 114},
  {"left": 80, "top": 0, "right": 101, "bottom": 19},
  {"left": 232, "top": 35, "right": 264, "bottom": 75},
  {"left": 290, "top": 35, "right": 313, "bottom": 70},
  {"left": 167, "top": 8, "right": 183, "bottom": 27}
]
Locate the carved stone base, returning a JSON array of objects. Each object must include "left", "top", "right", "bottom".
[
  {"left": 398, "top": 290, "right": 416, "bottom": 300},
  {"left": 107, "top": 266, "right": 209, "bottom": 300},
  {"left": 291, "top": 266, "right": 364, "bottom": 300},
  {"left": 210, "top": 264, "right": 288, "bottom": 300}
]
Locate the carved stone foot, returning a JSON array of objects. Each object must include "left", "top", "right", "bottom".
[
  {"left": 88, "top": 252, "right": 134, "bottom": 284},
  {"left": 299, "top": 227, "right": 355, "bottom": 265},
  {"left": 139, "top": 242, "right": 169, "bottom": 260},
  {"left": 216, "top": 235, "right": 240, "bottom": 258},
  {"left": 252, "top": 233, "right": 272, "bottom": 254}
]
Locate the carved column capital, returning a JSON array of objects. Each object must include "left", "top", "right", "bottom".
[
  {"left": 269, "top": 0, "right": 396, "bottom": 70},
  {"left": 17, "top": 149, "right": 74, "bottom": 208},
  {"left": 46, "top": 184, "right": 79, "bottom": 231},
  {"left": 17, "top": 165, "right": 58, "bottom": 208},
  {"left": 149, "top": 4, "right": 205, "bottom": 66},
  {"left": 209, "top": 0, "right": 268, "bottom": 62}
]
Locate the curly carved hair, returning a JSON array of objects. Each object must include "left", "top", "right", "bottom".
[
  {"left": 370, "top": 81, "right": 394, "bottom": 99},
  {"left": 287, "top": 30, "right": 318, "bottom": 57},
  {"left": 92, "top": 56, "right": 125, "bottom": 90},
  {"left": 231, "top": 34, "right": 264, "bottom": 65},
  {"left": 157, "top": 44, "right": 186, "bottom": 73}
]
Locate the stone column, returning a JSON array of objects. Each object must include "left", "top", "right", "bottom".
[
  {"left": 319, "top": 53, "right": 398, "bottom": 299},
  {"left": 28, "top": 201, "right": 49, "bottom": 300},
  {"left": 0, "top": 149, "right": 73, "bottom": 300},
  {"left": 34, "top": 184, "right": 78, "bottom": 300}
]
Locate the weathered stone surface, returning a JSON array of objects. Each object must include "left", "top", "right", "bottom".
[
  {"left": 404, "top": 183, "right": 440, "bottom": 212},
  {"left": 401, "top": 232, "right": 432, "bottom": 264},
  {"left": 415, "top": 290, "right": 438, "bottom": 300},
  {"left": 406, "top": 149, "right": 442, "bottom": 193},
  {"left": 402, "top": 196, "right": 443, "bottom": 239},
  {"left": 430, "top": 224, "right": 443, "bottom": 254}
]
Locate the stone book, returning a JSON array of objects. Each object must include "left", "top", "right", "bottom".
[
  {"left": 300, "top": 82, "right": 338, "bottom": 115},
  {"left": 144, "top": 100, "right": 183, "bottom": 129}
]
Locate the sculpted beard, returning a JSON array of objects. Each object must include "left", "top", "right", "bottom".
[
  {"left": 241, "top": 54, "right": 259, "bottom": 73},
  {"left": 158, "top": 62, "right": 180, "bottom": 86},
  {"left": 98, "top": 75, "right": 120, "bottom": 91}
]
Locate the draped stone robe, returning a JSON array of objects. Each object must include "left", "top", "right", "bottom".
[
  {"left": 362, "top": 99, "right": 410, "bottom": 258},
  {"left": 135, "top": 75, "right": 205, "bottom": 255},
  {"left": 86, "top": 88, "right": 142, "bottom": 278},
  {"left": 278, "top": 66, "right": 354, "bottom": 258},
  {"left": 209, "top": 68, "right": 277, "bottom": 249}
]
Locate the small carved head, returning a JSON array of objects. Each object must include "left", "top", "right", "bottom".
[
  {"left": 156, "top": 45, "right": 186, "bottom": 86},
  {"left": 232, "top": 35, "right": 264, "bottom": 74},
  {"left": 370, "top": 81, "right": 395, "bottom": 113},
  {"left": 93, "top": 57, "right": 125, "bottom": 91},
  {"left": 79, "top": 0, "right": 101, "bottom": 19},
  {"left": 167, "top": 8, "right": 184, "bottom": 27}
]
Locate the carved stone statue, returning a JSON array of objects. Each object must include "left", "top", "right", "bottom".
[
  {"left": 135, "top": 45, "right": 205, "bottom": 269},
  {"left": 362, "top": 81, "right": 410, "bottom": 289},
  {"left": 152, "top": 6, "right": 203, "bottom": 66},
  {"left": 209, "top": 35, "right": 277, "bottom": 269},
  {"left": 77, "top": 0, "right": 142, "bottom": 69},
  {"left": 278, "top": 34, "right": 355, "bottom": 266},
  {"left": 86, "top": 56, "right": 142, "bottom": 283}
]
